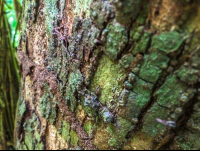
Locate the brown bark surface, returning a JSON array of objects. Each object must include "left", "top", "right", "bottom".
[{"left": 15, "top": 0, "right": 200, "bottom": 150}]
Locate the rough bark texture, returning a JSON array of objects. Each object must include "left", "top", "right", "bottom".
[{"left": 15, "top": 0, "right": 200, "bottom": 150}]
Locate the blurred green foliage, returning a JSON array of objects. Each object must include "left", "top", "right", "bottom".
[
  {"left": 5, "top": 0, "right": 22, "bottom": 47},
  {"left": 0, "top": 0, "right": 21, "bottom": 149}
]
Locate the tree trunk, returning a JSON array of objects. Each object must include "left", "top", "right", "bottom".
[{"left": 15, "top": 0, "right": 200, "bottom": 150}]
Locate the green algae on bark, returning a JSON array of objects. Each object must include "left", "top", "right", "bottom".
[
  {"left": 90, "top": 54, "right": 126, "bottom": 105},
  {"left": 16, "top": 0, "right": 200, "bottom": 150}
]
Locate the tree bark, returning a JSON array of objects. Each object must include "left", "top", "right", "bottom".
[{"left": 15, "top": 0, "right": 200, "bottom": 150}]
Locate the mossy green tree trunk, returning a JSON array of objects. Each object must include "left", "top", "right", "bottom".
[{"left": 15, "top": 0, "right": 200, "bottom": 150}]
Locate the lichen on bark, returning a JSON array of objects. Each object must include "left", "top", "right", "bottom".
[{"left": 15, "top": 0, "right": 200, "bottom": 150}]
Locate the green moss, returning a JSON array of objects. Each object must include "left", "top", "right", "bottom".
[
  {"left": 132, "top": 32, "right": 152, "bottom": 55},
  {"left": 83, "top": 121, "right": 93, "bottom": 136},
  {"left": 133, "top": 32, "right": 142, "bottom": 41},
  {"left": 175, "top": 130, "right": 200, "bottom": 150},
  {"left": 151, "top": 31, "right": 184, "bottom": 54},
  {"left": 35, "top": 142, "right": 44, "bottom": 150},
  {"left": 155, "top": 75, "right": 189, "bottom": 107},
  {"left": 21, "top": 0, "right": 31, "bottom": 34},
  {"left": 70, "top": 130, "right": 79, "bottom": 147},
  {"left": 18, "top": 97, "right": 26, "bottom": 116},
  {"left": 118, "top": 91, "right": 136, "bottom": 120},
  {"left": 132, "top": 77, "right": 153, "bottom": 117},
  {"left": 81, "top": 101, "right": 98, "bottom": 118},
  {"left": 119, "top": 54, "right": 134, "bottom": 69},
  {"left": 176, "top": 66, "right": 199, "bottom": 84},
  {"left": 62, "top": 121, "right": 71, "bottom": 143},
  {"left": 65, "top": 87, "right": 77, "bottom": 112},
  {"left": 68, "top": 70, "right": 83, "bottom": 93},
  {"left": 106, "top": 117, "right": 133, "bottom": 149},
  {"left": 174, "top": 110, "right": 200, "bottom": 150},
  {"left": 138, "top": 32, "right": 184, "bottom": 84},
  {"left": 23, "top": 113, "right": 44, "bottom": 150},
  {"left": 44, "top": 0, "right": 59, "bottom": 36},
  {"left": 173, "top": 106, "right": 200, "bottom": 149},
  {"left": 90, "top": 1, "right": 113, "bottom": 29},
  {"left": 123, "top": 132, "right": 152, "bottom": 150},
  {"left": 141, "top": 75, "right": 189, "bottom": 137},
  {"left": 58, "top": 47, "right": 68, "bottom": 93},
  {"left": 113, "top": 0, "right": 141, "bottom": 26},
  {"left": 24, "top": 132, "right": 33, "bottom": 150},
  {"left": 136, "top": 2, "right": 150, "bottom": 25},
  {"left": 90, "top": 55, "right": 126, "bottom": 105},
  {"left": 138, "top": 52, "right": 169, "bottom": 83},
  {"left": 118, "top": 75, "right": 153, "bottom": 120},
  {"left": 132, "top": 78, "right": 153, "bottom": 101},
  {"left": 103, "top": 20, "right": 128, "bottom": 60},
  {"left": 74, "top": 0, "right": 93, "bottom": 18},
  {"left": 65, "top": 70, "right": 83, "bottom": 111},
  {"left": 40, "top": 84, "right": 57, "bottom": 124}
]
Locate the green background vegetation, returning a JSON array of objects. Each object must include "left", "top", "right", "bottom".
[{"left": 0, "top": 0, "right": 21, "bottom": 149}]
